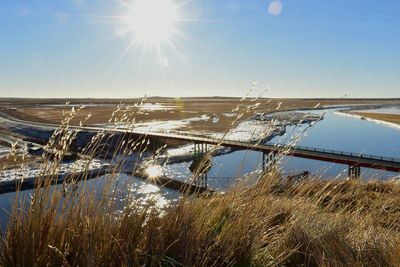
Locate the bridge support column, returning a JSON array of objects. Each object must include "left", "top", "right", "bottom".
[
  {"left": 262, "top": 152, "right": 276, "bottom": 172},
  {"left": 191, "top": 142, "right": 210, "bottom": 190},
  {"left": 194, "top": 173, "right": 208, "bottom": 189},
  {"left": 193, "top": 142, "right": 208, "bottom": 158},
  {"left": 348, "top": 165, "right": 361, "bottom": 178}
]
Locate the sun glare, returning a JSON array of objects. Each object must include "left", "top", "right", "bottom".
[
  {"left": 124, "top": 0, "right": 179, "bottom": 44},
  {"left": 145, "top": 164, "right": 163, "bottom": 179},
  {"left": 110, "top": 0, "right": 194, "bottom": 68}
]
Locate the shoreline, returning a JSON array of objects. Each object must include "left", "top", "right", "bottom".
[
  {"left": 0, "top": 167, "right": 109, "bottom": 195},
  {"left": 335, "top": 110, "right": 400, "bottom": 131}
]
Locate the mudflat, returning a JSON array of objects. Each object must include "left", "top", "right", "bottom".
[{"left": 1, "top": 97, "right": 398, "bottom": 133}]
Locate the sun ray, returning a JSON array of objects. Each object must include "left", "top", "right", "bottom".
[
  {"left": 76, "top": 0, "right": 206, "bottom": 72},
  {"left": 165, "top": 39, "right": 188, "bottom": 68},
  {"left": 139, "top": 44, "right": 147, "bottom": 67},
  {"left": 109, "top": 38, "right": 138, "bottom": 73}
]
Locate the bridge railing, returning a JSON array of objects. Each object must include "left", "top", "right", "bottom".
[
  {"left": 269, "top": 143, "right": 400, "bottom": 163},
  {"left": 127, "top": 129, "right": 400, "bottom": 164}
]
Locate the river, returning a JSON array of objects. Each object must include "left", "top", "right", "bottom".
[
  {"left": 163, "top": 107, "right": 400, "bottom": 187},
  {"left": 0, "top": 106, "right": 399, "bottom": 231}
]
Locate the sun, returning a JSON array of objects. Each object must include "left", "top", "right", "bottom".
[
  {"left": 109, "top": 0, "right": 195, "bottom": 68},
  {"left": 123, "top": 0, "right": 179, "bottom": 45}
]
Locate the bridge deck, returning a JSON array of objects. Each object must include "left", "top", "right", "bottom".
[{"left": 115, "top": 130, "right": 400, "bottom": 173}]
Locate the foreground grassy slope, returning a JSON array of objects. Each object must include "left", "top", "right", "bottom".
[{"left": 2, "top": 173, "right": 400, "bottom": 266}]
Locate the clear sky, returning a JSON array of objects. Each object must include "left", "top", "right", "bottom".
[{"left": 0, "top": 0, "right": 399, "bottom": 98}]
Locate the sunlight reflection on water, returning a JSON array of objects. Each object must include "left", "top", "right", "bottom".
[{"left": 0, "top": 173, "right": 180, "bottom": 232}]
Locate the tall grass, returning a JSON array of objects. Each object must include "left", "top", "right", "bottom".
[
  {"left": 1, "top": 99, "right": 400, "bottom": 266},
  {"left": 3, "top": 173, "right": 400, "bottom": 266}
]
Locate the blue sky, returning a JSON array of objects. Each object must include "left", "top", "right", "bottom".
[{"left": 0, "top": 0, "right": 399, "bottom": 98}]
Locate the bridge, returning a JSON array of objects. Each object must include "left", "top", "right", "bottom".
[
  {"left": 2, "top": 111, "right": 400, "bottom": 179},
  {"left": 109, "top": 129, "right": 400, "bottom": 178}
]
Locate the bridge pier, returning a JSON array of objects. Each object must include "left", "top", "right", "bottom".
[
  {"left": 194, "top": 173, "right": 208, "bottom": 189},
  {"left": 191, "top": 142, "right": 211, "bottom": 189},
  {"left": 348, "top": 165, "right": 361, "bottom": 178},
  {"left": 193, "top": 142, "right": 208, "bottom": 157},
  {"left": 262, "top": 152, "right": 276, "bottom": 172}
]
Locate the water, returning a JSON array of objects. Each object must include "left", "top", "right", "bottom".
[
  {"left": 164, "top": 108, "right": 400, "bottom": 186},
  {"left": 163, "top": 150, "right": 263, "bottom": 191},
  {"left": 272, "top": 109, "right": 399, "bottom": 157},
  {"left": 0, "top": 174, "right": 180, "bottom": 232},
  {"left": 270, "top": 108, "right": 400, "bottom": 179}
]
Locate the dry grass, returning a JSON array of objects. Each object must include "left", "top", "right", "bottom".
[
  {"left": 2, "top": 98, "right": 397, "bottom": 133},
  {"left": 0, "top": 155, "right": 39, "bottom": 170},
  {"left": 1, "top": 98, "right": 400, "bottom": 266},
  {"left": 2, "top": 173, "right": 400, "bottom": 266},
  {"left": 353, "top": 112, "right": 400, "bottom": 125}
]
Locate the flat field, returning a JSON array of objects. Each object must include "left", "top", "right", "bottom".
[
  {"left": 1, "top": 97, "right": 398, "bottom": 133},
  {"left": 353, "top": 112, "right": 400, "bottom": 125}
]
